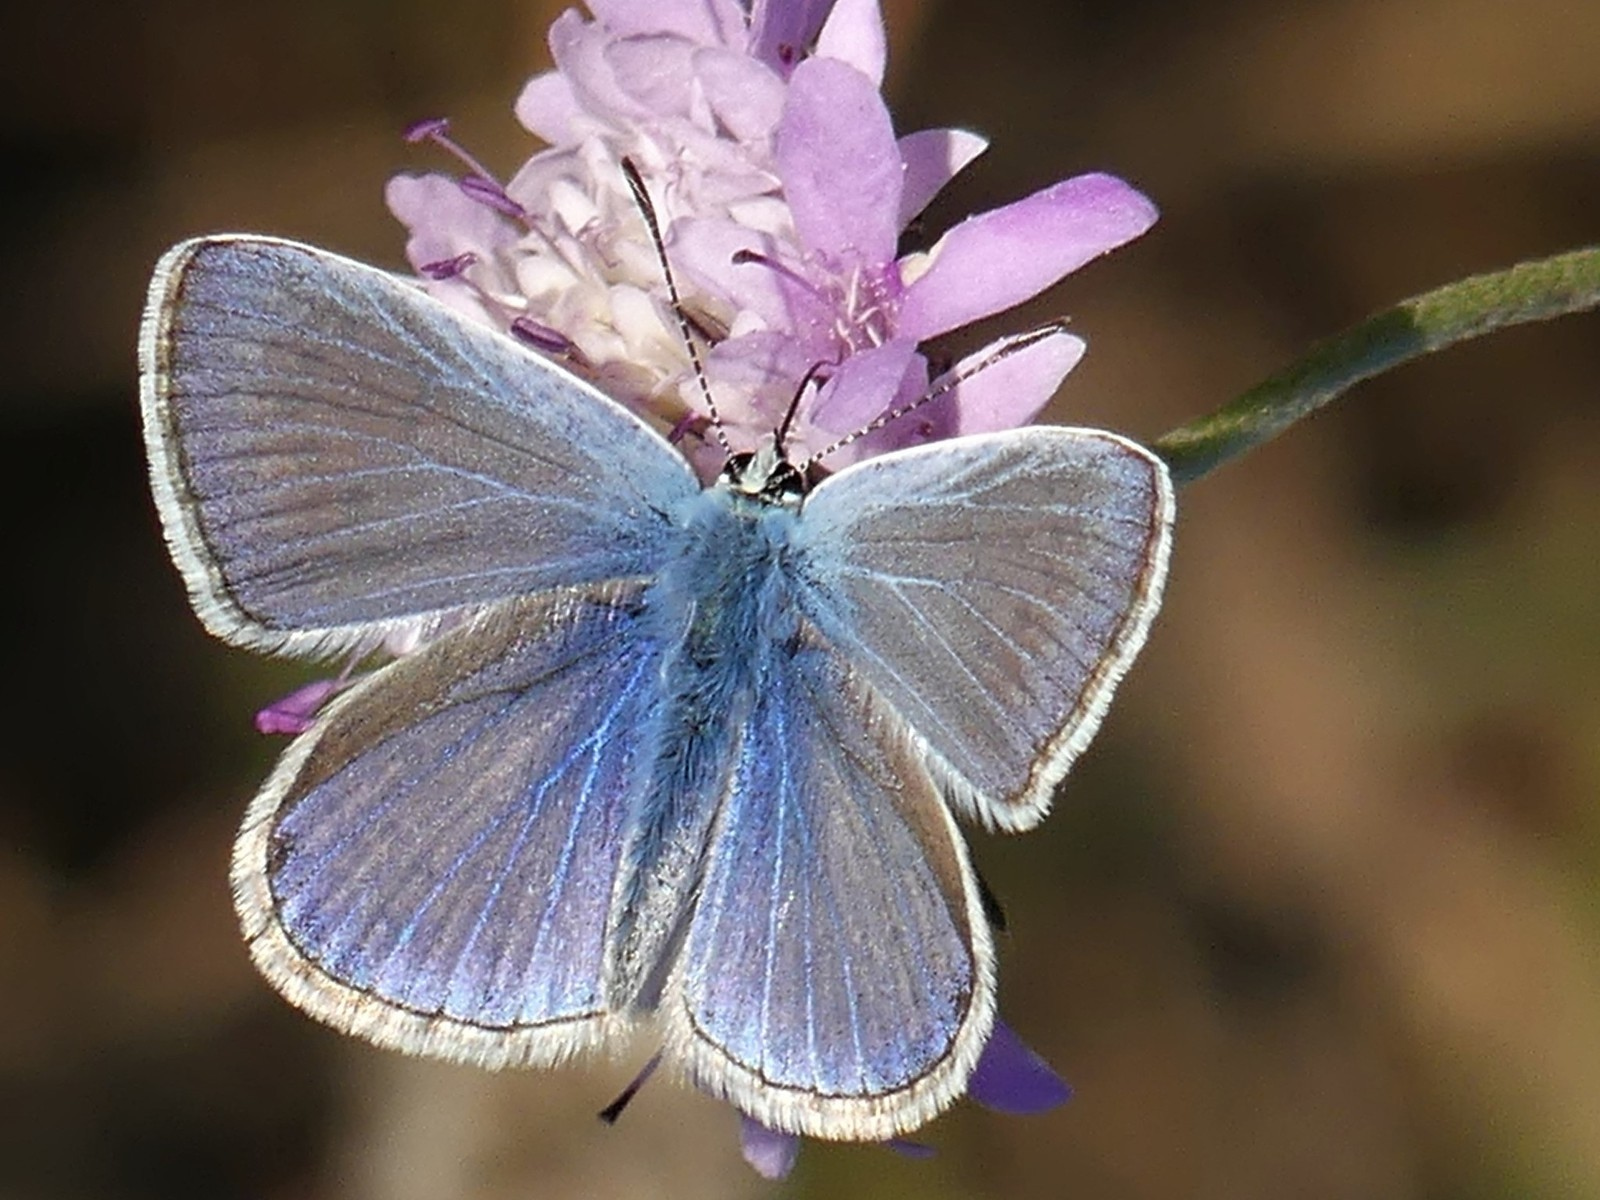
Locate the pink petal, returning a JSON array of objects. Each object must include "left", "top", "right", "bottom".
[
  {"left": 672, "top": 218, "right": 799, "bottom": 331},
  {"left": 806, "top": 344, "right": 932, "bottom": 466},
  {"left": 546, "top": 9, "right": 649, "bottom": 124},
  {"left": 809, "top": 338, "right": 920, "bottom": 433},
  {"left": 966, "top": 1020, "right": 1072, "bottom": 1115},
  {"left": 897, "top": 128, "right": 988, "bottom": 228},
  {"left": 898, "top": 172, "right": 1158, "bottom": 340},
  {"left": 738, "top": 1115, "right": 800, "bottom": 1180},
  {"left": 706, "top": 329, "right": 818, "bottom": 395},
  {"left": 386, "top": 172, "right": 518, "bottom": 266},
  {"left": 512, "top": 70, "right": 585, "bottom": 144},
  {"left": 588, "top": 0, "right": 746, "bottom": 45},
  {"left": 503, "top": 145, "right": 585, "bottom": 226},
  {"left": 704, "top": 330, "right": 819, "bottom": 433},
  {"left": 937, "top": 329, "right": 1086, "bottom": 435},
  {"left": 694, "top": 47, "right": 787, "bottom": 141},
  {"left": 775, "top": 57, "right": 902, "bottom": 267},
  {"left": 815, "top": 0, "right": 888, "bottom": 85},
  {"left": 748, "top": 0, "right": 837, "bottom": 73},
  {"left": 387, "top": 173, "right": 524, "bottom": 330},
  {"left": 606, "top": 35, "right": 699, "bottom": 117}
]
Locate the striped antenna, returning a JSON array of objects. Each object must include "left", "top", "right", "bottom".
[
  {"left": 620, "top": 158, "right": 731, "bottom": 456},
  {"left": 805, "top": 321, "right": 1073, "bottom": 468}
]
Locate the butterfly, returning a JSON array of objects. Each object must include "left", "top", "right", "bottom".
[{"left": 138, "top": 234, "right": 1174, "bottom": 1141}]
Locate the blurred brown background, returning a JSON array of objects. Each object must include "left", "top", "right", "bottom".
[{"left": 3, "top": 1, "right": 1598, "bottom": 1197}]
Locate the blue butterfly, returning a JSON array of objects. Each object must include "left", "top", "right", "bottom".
[{"left": 138, "top": 235, "right": 1174, "bottom": 1141}]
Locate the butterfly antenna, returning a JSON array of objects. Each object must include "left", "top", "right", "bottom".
[
  {"left": 805, "top": 320, "right": 1072, "bottom": 469},
  {"left": 621, "top": 158, "right": 731, "bottom": 456},
  {"left": 774, "top": 362, "right": 829, "bottom": 459}
]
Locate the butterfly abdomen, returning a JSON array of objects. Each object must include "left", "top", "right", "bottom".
[{"left": 606, "top": 487, "right": 809, "bottom": 1006}]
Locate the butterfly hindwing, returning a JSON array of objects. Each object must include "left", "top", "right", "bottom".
[
  {"left": 793, "top": 427, "right": 1174, "bottom": 831},
  {"left": 233, "top": 585, "right": 664, "bottom": 1068},
  {"left": 662, "top": 623, "right": 996, "bottom": 1141},
  {"left": 139, "top": 236, "right": 699, "bottom": 657}
]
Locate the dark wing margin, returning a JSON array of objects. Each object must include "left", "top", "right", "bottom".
[{"left": 139, "top": 235, "right": 699, "bottom": 658}]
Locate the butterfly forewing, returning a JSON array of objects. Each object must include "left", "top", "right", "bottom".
[
  {"left": 793, "top": 428, "right": 1174, "bottom": 831},
  {"left": 139, "top": 236, "right": 699, "bottom": 657},
  {"left": 234, "top": 586, "right": 662, "bottom": 1068}
]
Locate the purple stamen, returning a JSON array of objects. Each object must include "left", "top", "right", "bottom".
[
  {"left": 509, "top": 317, "right": 579, "bottom": 358},
  {"left": 666, "top": 410, "right": 708, "bottom": 445},
  {"left": 404, "top": 115, "right": 528, "bottom": 222},
  {"left": 886, "top": 1138, "right": 937, "bottom": 1160},
  {"left": 253, "top": 646, "right": 369, "bottom": 736},
  {"left": 418, "top": 251, "right": 478, "bottom": 280},
  {"left": 402, "top": 116, "right": 451, "bottom": 143},
  {"left": 730, "top": 247, "right": 828, "bottom": 304},
  {"left": 406, "top": 117, "right": 503, "bottom": 186},
  {"left": 597, "top": 1053, "right": 661, "bottom": 1125},
  {"left": 458, "top": 174, "right": 527, "bottom": 220}
]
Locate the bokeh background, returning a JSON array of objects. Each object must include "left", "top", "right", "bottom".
[{"left": 4, "top": 1, "right": 1599, "bottom": 1197}]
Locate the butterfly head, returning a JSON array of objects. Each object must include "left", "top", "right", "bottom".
[{"left": 718, "top": 437, "right": 806, "bottom": 507}]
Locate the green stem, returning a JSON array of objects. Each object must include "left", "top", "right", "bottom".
[{"left": 1151, "top": 246, "right": 1600, "bottom": 484}]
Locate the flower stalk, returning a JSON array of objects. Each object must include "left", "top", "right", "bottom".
[{"left": 1153, "top": 245, "right": 1600, "bottom": 484}]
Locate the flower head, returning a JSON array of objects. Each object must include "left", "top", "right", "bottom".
[{"left": 387, "top": 0, "right": 1155, "bottom": 479}]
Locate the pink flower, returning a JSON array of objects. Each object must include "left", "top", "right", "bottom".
[
  {"left": 677, "top": 55, "right": 1153, "bottom": 465},
  {"left": 386, "top": 0, "right": 1156, "bottom": 478}
]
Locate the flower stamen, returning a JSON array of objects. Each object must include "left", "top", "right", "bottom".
[
  {"left": 417, "top": 252, "right": 478, "bottom": 280},
  {"left": 509, "top": 317, "right": 586, "bottom": 364},
  {"left": 405, "top": 117, "right": 501, "bottom": 191},
  {"left": 457, "top": 174, "right": 527, "bottom": 220},
  {"left": 404, "top": 116, "right": 529, "bottom": 222},
  {"left": 731, "top": 247, "right": 825, "bottom": 301}
]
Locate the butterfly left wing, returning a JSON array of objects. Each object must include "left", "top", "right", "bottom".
[
  {"left": 234, "top": 584, "right": 662, "bottom": 1068},
  {"left": 660, "top": 626, "right": 996, "bottom": 1141},
  {"left": 139, "top": 236, "right": 699, "bottom": 658}
]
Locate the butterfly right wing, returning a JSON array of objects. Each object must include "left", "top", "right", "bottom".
[
  {"left": 139, "top": 235, "right": 700, "bottom": 658},
  {"left": 794, "top": 427, "right": 1173, "bottom": 833},
  {"left": 233, "top": 584, "right": 663, "bottom": 1067},
  {"left": 661, "top": 624, "right": 996, "bottom": 1142}
]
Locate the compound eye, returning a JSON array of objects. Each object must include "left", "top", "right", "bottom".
[
  {"left": 719, "top": 452, "right": 756, "bottom": 485},
  {"left": 762, "top": 460, "right": 804, "bottom": 503}
]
